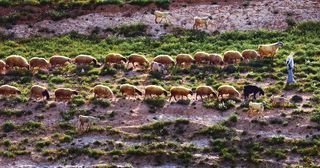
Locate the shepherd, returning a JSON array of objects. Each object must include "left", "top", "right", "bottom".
[{"left": 286, "top": 52, "right": 295, "bottom": 84}]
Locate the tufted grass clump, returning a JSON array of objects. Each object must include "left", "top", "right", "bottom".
[
  {"left": 144, "top": 97, "right": 166, "bottom": 109},
  {"left": 0, "top": 108, "right": 32, "bottom": 117},
  {"left": 92, "top": 98, "right": 111, "bottom": 108},
  {"left": 203, "top": 99, "right": 236, "bottom": 111},
  {"left": 2, "top": 120, "right": 16, "bottom": 132}
]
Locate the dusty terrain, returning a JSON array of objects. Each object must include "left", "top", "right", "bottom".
[
  {"left": 0, "top": 0, "right": 320, "bottom": 167},
  {"left": 1, "top": 0, "right": 320, "bottom": 38}
]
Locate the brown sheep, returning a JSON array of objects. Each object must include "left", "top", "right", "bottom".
[
  {"left": 242, "top": 49, "right": 260, "bottom": 60},
  {"left": 208, "top": 54, "right": 224, "bottom": 65},
  {"left": 0, "top": 60, "right": 6, "bottom": 74},
  {"left": 170, "top": 86, "right": 193, "bottom": 101},
  {"left": 0, "top": 85, "right": 21, "bottom": 96},
  {"left": 92, "top": 85, "right": 114, "bottom": 99},
  {"left": 196, "top": 86, "right": 217, "bottom": 100},
  {"left": 144, "top": 85, "right": 168, "bottom": 98},
  {"left": 29, "top": 57, "right": 50, "bottom": 71},
  {"left": 120, "top": 84, "right": 142, "bottom": 98},
  {"left": 105, "top": 53, "right": 127, "bottom": 65},
  {"left": 54, "top": 88, "right": 78, "bottom": 102},
  {"left": 223, "top": 51, "right": 244, "bottom": 64},
  {"left": 49, "top": 55, "right": 71, "bottom": 67},
  {"left": 217, "top": 85, "right": 241, "bottom": 99},
  {"left": 128, "top": 54, "right": 149, "bottom": 68},
  {"left": 153, "top": 55, "right": 175, "bottom": 66},
  {"left": 194, "top": 52, "right": 209, "bottom": 64},
  {"left": 75, "top": 55, "right": 100, "bottom": 67},
  {"left": 30, "top": 85, "right": 50, "bottom": 100},
  {"left": 176, "top": 54, "right": 195, "bottom": 66},
  {"left": 258, "top": 42, "right": 283, "bottom": 58},
  {"left": 5, "top": 55, "right": 29, "bottom": 70},
  {"left": 193, "top": 16, "right": 212, "bottom": 29}
]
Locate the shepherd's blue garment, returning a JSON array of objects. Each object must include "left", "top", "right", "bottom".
[{"left": 286, "top": 53, "right": 295, "bottom": 83}]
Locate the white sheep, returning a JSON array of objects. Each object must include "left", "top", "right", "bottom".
[
  {"left": 248, "top": 102, "right": 264, "bottom": 117},
  {"left": 150, "top": 61, "right": 167, "bottom": 74},
  {"left": 78, "top": 115, "right": 100, "bottom": 131},
  {"left": 154, "top": 11, "right": 171, "bottom": 24}
]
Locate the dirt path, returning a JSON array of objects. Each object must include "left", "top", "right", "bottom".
[{"left": 1, "top": 0, "right": 320, "bottom": 38}]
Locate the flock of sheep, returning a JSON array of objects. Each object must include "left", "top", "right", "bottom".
[{"left": 0, "top": 41, "right": 286, "bottom": 119}]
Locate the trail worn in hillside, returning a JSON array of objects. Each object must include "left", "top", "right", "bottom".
[{"left": 1, "top": 0, "right": 320, "bottom": 38}]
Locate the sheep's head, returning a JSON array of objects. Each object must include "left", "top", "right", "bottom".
[
  {"left": 189, "top": 90, "right": 194, "bottom": 96},
  {"left": 73, "top": 91, "right": 79, "bottom": 95},
  {"left": 276, "top": 41, "right": 284, "bottom": 47},
  {"left": 163, "top": 91, "right": 168, "bottom": 97},
  {"left": 208, "top": 16, "right": 213, "bottom": 20},
  {"left": 92, "top": 59, "right": 101, "bottom": 67},
  {"left": 42, "top": 90, "right": 50, "bottom": 100},
  {"left": 121, "top": 57, "right": 128, "bottom": 63},
  {"left": 17, "top": 90, "right": 22, "bottom": 94},
  {"left": 259, "top": 89, "right": 265, "bottom": 96}
]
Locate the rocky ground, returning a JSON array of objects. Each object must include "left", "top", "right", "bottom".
[{"left": 1, "top": 0, "right": 320, "bottom": 38}]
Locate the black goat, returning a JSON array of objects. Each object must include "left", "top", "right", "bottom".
[{"left": 243, "top": 85, "right": 264, "bottom": 99}]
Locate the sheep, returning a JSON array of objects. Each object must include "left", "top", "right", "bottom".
[
  {"left": 208, "top": 53, "right": 224, "bottom": 65},
  {"left": 169, "top": 86, "right": 193, "bottom": 101},
  {"left": 242, "top": 49, "right": 260, "bottom": 60},
  {"left": 54, "top": 88, "right": 78, "bottom": 102},
  {"left": 29, "top": 57, "right": 50, "bottom": 71},
  {"left": 0, "top": 60, "right": 6, "bottom": 74},
  {"left": 217, "top": 85, "right": 241, "bottom": 99},
  {"left": 92, "top": 85, "right": 114, "bottom": 100},
  {"left": 271, "top": 96, "right": 288, "bottom": 108},
  {"left": 176, "top": 54, "right": 195, "bottom": 66},
  {"left": 154, "top": 11, "right": 170, "bottom": 24},
  {"left": 193, "top": 16, "right": 212, "bottom": 29},
  {"left": 30, "top": 85, "right": 50, "bottom": 100},
  {"left": 223, "top": 51, "right": 244, "bottom": 64},
  {"left": 0, "top": 85, "right": 21, "bottom": 97},
  {"left": 243, "top": 85, "right": 264, "bottom": 100},
  {"left": 105, "top": 53, "right": 127, "bottom": 65},
  {"left": 74, "top": 55, "right": 100, "bottom": 67},
  {"left": 49, "top": 55, "right": 71, "bottom": 67},
  {"left": 128, "top": 54, "right": 149, "bottom": 68},
  {"left": 144, "top": 85, "right": 168, "bottom": 98},
  {"left": 150, "top": 61, "right": 167, "bottom": 74},
  {"left": 257, "top": 42, "right": 283, "bottom": 58},
  {"left": 153, "top": 55, "right": 175, "bottom": 66},
  {"left": 195, "top": 86, "right": 217, "bottom": 100},
  {"left": 5, "top": 55, "right": 29, "bottom": 70},
  {"left": 194, "top": 52, "right": 209, "bottom": 64},
  {"left": 120, "top": 84, "right": 142, "bottom": 98},
  {"left": 78, "top": 115, "right": 100, "bottom": 131},
  {"left": 248, "top": 102, "right": 264, "bottom": 117}
]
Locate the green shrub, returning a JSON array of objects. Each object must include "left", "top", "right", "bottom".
[
  {"left": 92, "top": 98, "right": 111, "bottom": 108},
  {"left": 20, "top": 120, "right": 42, "bottom": 133},
  {"left": 100, "top": 66, "right": 117, "bottom": 76},
  {"left": 0, "top": 108, "right": 32, "bottom": 117},
  {"left": 2, "top": 120, "right": 16, "bottom": 132},
  {"left": 290, "top": 95, "right": 303, "bottom": 103},
  {"left": 69, "top": 95, "right": 86, "bottom": 107},
  {"left": 176, "top": 99, "right": 190, "bottom": 105},
  {"left": 203, "top": 99, "right": 236, "bottom": 111},
  {"left": 310, "top": 110, "right": 320, "bottom": 124},
  {"left": 144, "top": 97, "right": 166, "bottom": 109}
]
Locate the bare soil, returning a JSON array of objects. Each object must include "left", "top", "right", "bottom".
[{"left": 1, "top": 0, "right": 320, "bottom": 38}]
